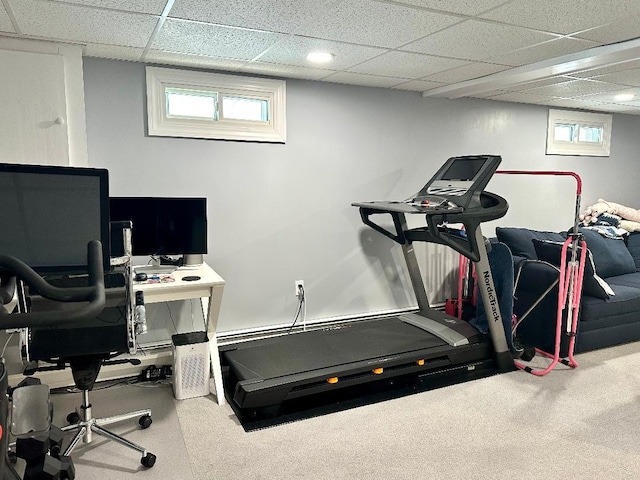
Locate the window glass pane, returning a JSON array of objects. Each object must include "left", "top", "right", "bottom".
[
  {"left": 554, "top": 123, "right": 576, "bottom": 142},
  {"left": 166, "top": 90, "right": 217, "bottom": 119},
  {"left": 222, "top": 96, "right": 269, "bottom": 121},
  {"left": 578, "top": 125, "right": 603, "bottom": 143}
]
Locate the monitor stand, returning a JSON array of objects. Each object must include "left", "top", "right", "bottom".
[{"left": 183, "top": 254, "right": 203, "bottom": 267}]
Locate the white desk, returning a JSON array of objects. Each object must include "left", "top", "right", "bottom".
[
  {"left": 134, "top": 264, "right": 226, "bottom": 405},
  {"left": 8, "top": 264, "right": 227, "bottom": 405}
]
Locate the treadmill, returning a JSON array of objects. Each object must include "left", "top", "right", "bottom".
[{"left": 223, "top": 155, "right": 513, "bottom": 413}]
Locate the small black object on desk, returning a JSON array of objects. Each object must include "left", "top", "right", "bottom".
[
  {"left": 135, "top": 272, "right": 148, "bottom": 282},
  {"left": 182, "top": 276, "right": 201, "bottom": 282}
]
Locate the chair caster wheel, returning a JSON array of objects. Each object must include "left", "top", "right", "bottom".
[
  {"left": 66, "top": 412, "right": 80, "bottom": 424},
  {"left": 138, "top": 415, "right": 152, "bottom": 429},
  {"left": 141, "top": 453, "right": 156, "bottom": 468}
]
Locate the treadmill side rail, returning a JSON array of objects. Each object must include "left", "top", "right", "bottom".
[{"left": 398, "top": 313, "right": 469, "bottom": 347}]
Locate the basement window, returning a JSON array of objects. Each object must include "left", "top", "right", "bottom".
[
  {"left": 546, "top": 109, "right": 612, "bottom": 157},
  {"left": 146, "top": 66, "right": 286, "bottom": 143}
]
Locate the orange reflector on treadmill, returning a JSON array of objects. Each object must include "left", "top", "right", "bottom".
[
  {"left": 417, "top": 359, "right": 425, "bottom": 366},
  {"left": 327, "top": 377, "right": 339, "bottom": 384},
  {"left": 372, "top": 367, "right": 384, "bottom": 375}
]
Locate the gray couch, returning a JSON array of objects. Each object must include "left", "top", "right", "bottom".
[{"left": 496, "top": 227, "right": 640, "bottom": 355}]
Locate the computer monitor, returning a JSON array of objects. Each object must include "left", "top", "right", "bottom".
[
  {"left": 0, "top": 162, "right": 111, "bottom": 275},
  {"left": 109, "top": 197, "right": 207, "bottom": 266}
]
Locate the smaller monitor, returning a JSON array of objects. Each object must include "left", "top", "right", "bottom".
[{"left": 109, "top": 197, "right": 207, "bottom": 265}]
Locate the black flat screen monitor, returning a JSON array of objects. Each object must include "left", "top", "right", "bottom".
[
  {"left": 0, "top": 163, "right": 111, "bottom": 275},
  {"left": 109, "top": 197, "right": 207, "bottom": 258}
]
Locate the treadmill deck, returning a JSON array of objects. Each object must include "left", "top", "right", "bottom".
[
  {"left": 226, "top": 318, "right": 447, "bottom": 381},
  {"left": 223, "top": 316, "right": 490, "bottom": 409}
]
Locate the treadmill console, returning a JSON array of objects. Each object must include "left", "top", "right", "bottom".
[
  {"left": 351, "top": 154, "right": 508, "bottom": 262},
  {"left": 411, "top": 155, "right": 501, "bottom": 211}
]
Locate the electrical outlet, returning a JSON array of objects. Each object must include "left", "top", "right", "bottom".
[{"left": 295, "top": 280, "right": 304, "bottom": 297}]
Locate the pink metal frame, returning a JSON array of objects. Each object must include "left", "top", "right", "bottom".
[{"left": 497, "top": 170, "right": 586, "bottom": 375}]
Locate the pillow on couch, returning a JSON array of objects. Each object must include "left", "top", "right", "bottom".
[
  {"left": 578, "top": 228, "right": 636, "bottom": 278},
  {"left": 532, "top": 239, "right": 614, "bottom": 300},
  {"left": 496, "top": 227, "right": 566, "bottom": 259},
  {"left": 625, "top": 232, "right": 640, "bottom": 271}
]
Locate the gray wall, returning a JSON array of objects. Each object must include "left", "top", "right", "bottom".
[{"left": 83, "top": 58, "right": 640, "bottom": 335}]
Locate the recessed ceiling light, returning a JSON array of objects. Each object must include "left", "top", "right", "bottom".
[
  {"left": 306, "top": 52, "right": 335, "bottom": 64},
  {"left": 614, "top": 93, "right": 635, "bottom": 102}
]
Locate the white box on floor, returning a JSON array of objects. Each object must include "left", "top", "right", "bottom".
[{"left": 172, "top": 331, "right": 210, "bottom": 400}]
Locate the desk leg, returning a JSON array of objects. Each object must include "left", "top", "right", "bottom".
[
  {"left": 200, "top": 288, "right": 225, "bottom": 406},
  {"left": 209, "top": 338, "right": 225, "bottom": 405}
]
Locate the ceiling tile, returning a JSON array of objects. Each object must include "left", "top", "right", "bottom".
[
  {"left": 49, "top": 0, "right": 167, "bottom": 15},
  {"left": 256, "top": 36, "right": 386, "bottom": 70},
  {"left": 486, "top": 37, "right": 600, "bottom": 67},
  {"left": 84, "top": 43, "right": 144, "bottom": 61},
  {"left": 479, "top": 0, "right": 639, "bottom": 35},
  {"left": 574, "top": 14, "right": 640, "bottom": 44},
  {"left": 392, "top": 0, "right": 516, "bottom": 16},
  {"left": 349, "top": 50, "right": 468, "bottom": 79},
  {"left": 392, "top": 79, "right": 446, "bottom": 91},
  {"left": 0, "top": 3, "right": 15, "bottom": 33},
  {"left": 536, "top": 98, "right": 607, "bottom": 109},
  {"left": 588, "top": 103, "right": 640, "bottom": 114},
  {"left": 527, "top": 79, "right": 623, "bottom": 98},
  {"left": 504, "top": 75, "right": 576, "bottom": 92},
  {"left": 294, "top": 0, "right": 462, "bottom": 48},
  {"left": 571, "top": 59, "right": 640, "bottom": 78},
  {"left": 10, "top": 0, "right": 158, "bottom": 47},
  {"left": 169, "top": 0, "right": 334, "bottom": 35},
  {"left": 573, "top": 86, "right": 640, "bottom": 103},
  {"left": 320, "top": 71, "right": 413, "bottom": 88},
  {"left": 591, "top": 69, "right": 640, "bottom": 88},
  {"left": 239, "top": 61, "right": 334, "bottom": 80},
  {"left": 401, "top": 19, "right": 557, "bottom": 61},
  {"left": 484, "top": 90, "right": 557, "bottom": 105},
  {"left": 467, "top": 89, "right": 510, "bottom": 99},
  {"left": 422, "top": 61, "right": 510, "bottom": 83},
  {"left": 145, "top": 51, "right": 248, "bottom": 71},
  {"left": 152, "top": 19, "right": 285, "bottom": 60}
]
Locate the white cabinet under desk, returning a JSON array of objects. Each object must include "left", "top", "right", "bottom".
[{"left": 8, "top": 263, "right": 227, "bottom": 405}]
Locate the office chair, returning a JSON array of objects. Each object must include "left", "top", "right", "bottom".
[
  {"left": 0, "top": 241, "right": 107, "bottom": 479},
  {"left": 22, "top": 239, "right": 157, "bottom": 468}
]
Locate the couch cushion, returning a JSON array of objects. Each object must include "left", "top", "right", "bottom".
[
  {"left": 625, "top": 232, "right": 640, "bottom": 270},
  {"left": 532, "top": 239, "right": 613, "bottom": 299},
  {"left": 496, "top": 227, "right": 566, "bottom": 260},
  {"left": 580, "top": 279, "right": 640, "bottom": 328},
  {"left": 579, "top": 227, "right": 636, "bottom": 278}
]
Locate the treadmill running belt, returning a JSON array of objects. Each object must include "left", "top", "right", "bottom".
[{"left": 225, "top": 318, "right": 447, "bottom": 381}]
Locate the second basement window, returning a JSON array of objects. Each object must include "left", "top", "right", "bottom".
[
  {"left": 146, "top": 67, "right": 286, "bottom": 143},
  {"left": 546, "top": 109, "right": 612, "bottom": 157}
]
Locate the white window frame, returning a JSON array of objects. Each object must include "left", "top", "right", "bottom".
[
  {"left": 146, "top": 66, "right": 286, "bottom": 143},
  {"left": 546, "top": 109, "right": 612, "bottom": 157}
]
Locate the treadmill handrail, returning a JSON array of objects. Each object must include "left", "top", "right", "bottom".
[
  {"left": 357, "top": 192, "right": 508, "bottom": 262},
  {"left": 0, "top": 240, "right": 106, "bottom": 329}
]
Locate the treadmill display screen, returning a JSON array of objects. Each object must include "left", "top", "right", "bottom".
[{"left": 440, "top": 157, "right": 486, "bottom": 181}]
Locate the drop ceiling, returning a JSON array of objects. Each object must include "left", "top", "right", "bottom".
[{"left": 2, "top": 0, "right": 640, "bottom": 115}]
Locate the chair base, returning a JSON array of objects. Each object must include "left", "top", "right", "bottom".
[{"left": 60, "top": 390, "right": 156, "bottom": 468}]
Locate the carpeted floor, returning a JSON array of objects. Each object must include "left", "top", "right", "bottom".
[{"left": 39, "top": 341, "right": 640, "bottom": 479}]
